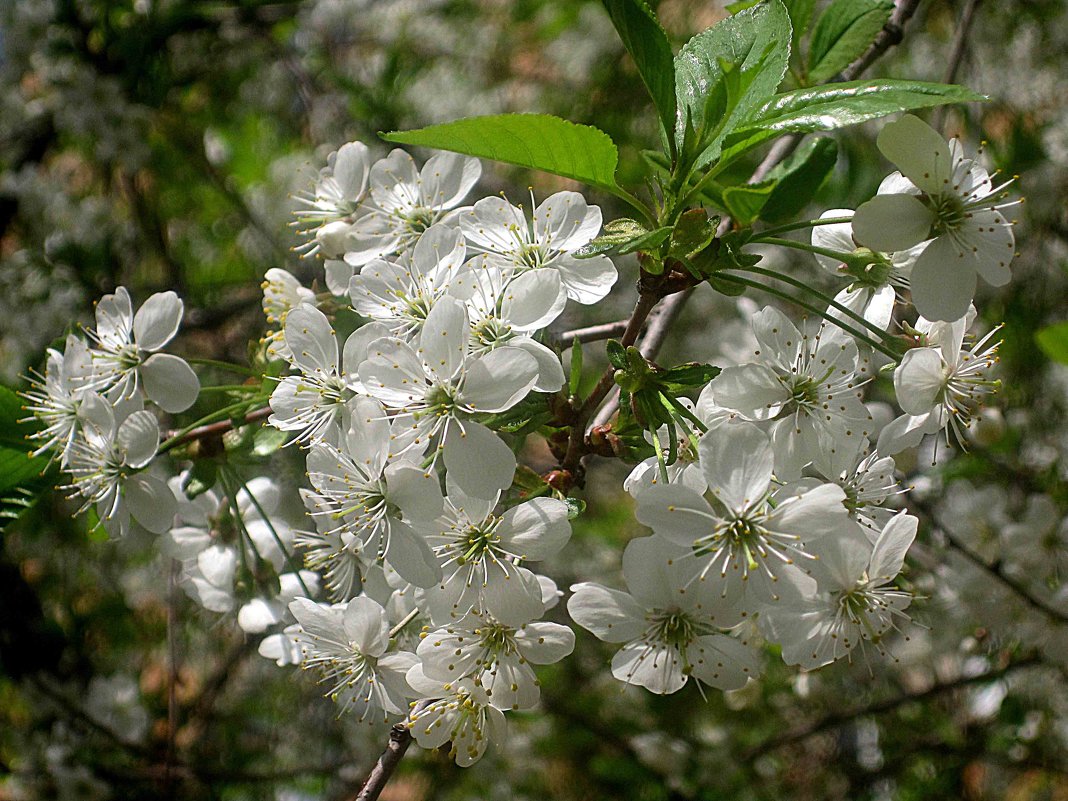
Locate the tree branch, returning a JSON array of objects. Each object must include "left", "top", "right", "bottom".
[
  {"left": 931, "top": 0, "right": 982, "bottom": 132},
  {"left": 743, "top": 651, "right": 1043, "bottom": 760},
  {"left": 353, "top": 722, "right": 414, "bottom": 801},
  {"left": 159, "top": 406, "right": 272, "bottom": 453}
]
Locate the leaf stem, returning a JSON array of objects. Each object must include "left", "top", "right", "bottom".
[
  {"left": 753, "top": 215, "right": 855, "bottom": 238},
  {"left": 717, "top": 273, "right": 899, "bottom": 360}
]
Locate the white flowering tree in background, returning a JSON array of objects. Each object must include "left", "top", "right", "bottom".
[{"left": 3, "top": 1, "right": 1068, "bottom": 799}]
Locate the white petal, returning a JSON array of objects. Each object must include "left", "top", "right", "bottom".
[
  {"left": 418, "top": 296, "right": 467, "bottom": 383},
  {"left": 621, "top": 535, "right": 689, "bottom": 610},
  {"left": 125, "top": 473, "right": 176, "bottom": 534},
  {"left": 117, "top": 410, "right": 160, "bottom": 468},
  {"left": 811, "top": 209, "right": 856, "bottom": 273},
  {"left": 420, "top": 152, "right": 481, "bottom": 210},
  {"left": 459, "top": 347, "right": 538, "bottom": 413},
  {"left": 481, "top": 563, "right": 545, "bottom": 627},
  {"left": 342, "top": 595, "right": 391, "bottom": 656},
  {"left": 133, "top": 291, "right": 183, "bottom": 351},
  {"left": 634, "top": 484, "right": 717, "bottom": 548},
  {"left": 869, "top": 511, "right": 918, "bottom": 581},
  {"left": 237, "top": 598, "right": 285, "bottom": 633},
  {"left": 611, "top": 642, "right": 687, "bottom": 695},
  {"left": 909, "top": 237, "right": 977, "bottom": 322},
  {"left": 499, "top": 497, "right": 570, "bottom": 561},
  {"left": 710, "top": 364, "right": 787, "bottom": 420},
  {"left": 385, "top": 523, "right": 441, "bottom": 588},
  {"left": 443, "top": 421, "right": 516, "bottom": 499},
  {"left": 877, "top": 114, "right": 953, "bottom": 194},
  {"left": 198, "top": 544, "right": 238, "bottom": 588},
  {"left": 460, "top": 197, "right": 526, "bottom": 253},
  {"left": 385, "top": 462, "right": 444, "bottom": 524},
  {"left": 699, "top": 421, "right": 774, "bottom": 512},
  {"left": 853, "top": 194, "right": 935, "bottom": 253},
  {"left": 687, "top": 634, "right": 760, "bottom": 690},
  {"left": 333, "top": 141, "right": 371, "bottom": 199},
  {"left": 500, "top": 270, "right": 566, "bottom": 331},
  {"left": 284, "top": 305, "right": 338, "bottom": 374},
  {"left": 141, "top": 354, "right": 200, "bottom": 413},
  {"left": 510, "top": 338, "right": 565, "bottom": 393},
  {"left": 515, "top": 621, "right": 575, "bottom": 664},
  {"left": 894, "top": 347, "right": 945, "bottom": 415},
  {"left": 358, "top": 337, "right": 428, "bottom": 408},
  {"left": 553, "top": 254, "right": 617, "bottom": 304},
  {"left": 533, "top": 192, "right": 600, "bottom": 251},
  {"left": 567, "top": 583, "right": 646, "bottom": 643}
]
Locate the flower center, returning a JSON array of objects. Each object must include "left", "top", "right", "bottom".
[{"left": 646, "top": 609, "right": 697, "bottom": 649}]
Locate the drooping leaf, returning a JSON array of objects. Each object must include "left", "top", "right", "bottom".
[
  {"left": 1036, "top": 322, "right": 1068, "bottom": 365},
  {"left": 674, "top": 0, "right": 792, "bottom": 164},
  {"left": 719, "top": 80, "right": 985, "bottom": 166},
  {"left": 601, "top": 0, "right": 677, "bottom": 152},
  {"left": 381, "top": 114, "right": 620, "bottom": 192},
  {"left": 808, "top": 0, "right": 894, "bottom": 83},
  {"left": 759, "top": 136, "right": 839, "bottom": 221}
]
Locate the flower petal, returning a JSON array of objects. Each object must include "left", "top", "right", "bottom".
[
  {"left": 133, "top": 291, "right": 183, "bottom": 351},
  {"left": 141, "top": 353, "right": 200, "bottom": 413},
  {"left": 853, "top": 194, "right": 935, "bottom": 253}
]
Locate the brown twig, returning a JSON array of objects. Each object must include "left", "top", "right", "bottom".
[
  {"left": 551, "top": 318, "right": 631, "bottom": 346},
  {"left": 931, "top": 0, "right": 982, "bottom": 132},
  {"left": 353, "top": 722, "right": 415, "bottom": 801},
  {"left": 159, "top": 406, "right": 272, "bottom": 453}
]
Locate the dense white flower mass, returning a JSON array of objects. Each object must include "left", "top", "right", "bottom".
[{"left": 25, "top": 113, "right": 1021, "bottom": 770}]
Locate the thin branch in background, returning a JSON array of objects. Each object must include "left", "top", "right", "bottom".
[
  {"left": 910, "top": 498, "right": 1068, "bottom": 626},
  {"left": 743, "top": 651, "right": 1043, "bottom": 760},
  {"left": 550, "top": 318, "right": 631, "bottom": 346},
  {"left": 931, "top": 0, "right": 983, "bottom": 132}
]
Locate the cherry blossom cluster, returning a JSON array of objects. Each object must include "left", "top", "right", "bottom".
[
  {"left": 23, "top": 287, "right": 199, "bottom": 537},
  {"left": 23, "top": 114, "right": 1020, "bottom": 767}
]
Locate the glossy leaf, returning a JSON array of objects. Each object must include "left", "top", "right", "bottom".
[
  {"left": 674, "top": 0, "right": 792, "bottom": 163},
  {"left": 808, "top": 0, "right": 894, "bottom": 83},
  {"left": 720, "top": 80, "right": 985, "bottom": 165},
  {"left": 382, "top": 114, "right": 620, "bottom": 191},
  {"left": 602, "top": 0, "right": 677, "bottom": 151},
  {"left": 760, "top": 136, "right": 839, "bottom": 221}
]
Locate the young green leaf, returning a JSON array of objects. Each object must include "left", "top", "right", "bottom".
[
  {"left": 719, "top": 80, "right": 985, "bottom": 166},
  {"left": 674, "top": 0, "right": 792, "bottom": 164},
  {"left": 808, "top": 0, "right": 894, "bottom": 83},
  {"left": 722, "top": 180, "right": 777, "bottom": 224},
  {"left": 601, "top": 0, "right": 677, "bottom": 154},
  {"left": 382, "top": 114, "right": 620, "bottom": 192}
]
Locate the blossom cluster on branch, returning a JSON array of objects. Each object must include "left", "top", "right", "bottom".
[{"left": 23, "top": 110, "right": 1018, "bottom": 766}]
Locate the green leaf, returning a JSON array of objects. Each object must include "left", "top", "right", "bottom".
[
  {"left": 252, "top": 425, "right": 289, "bottom": 456},
  {"left": 668, "top": 209, "right": 717, "bottom": 261},
  {"left": 808, "top": 0, "right": 894, "bottom": 83},
  {"left": 722, "top": 180, "right": 776, "bottom": 224},
  {"left": 568, "top": 338, "right": 583, "bottom": 397},
  {"left": 721, "top": 80, "right": 985, "bottom": 164},
  {"left": 181, "top": 459, "right": 218, "bottom": 499},
  {"left": 601, "top": 0, "right": 677, "bottom": 152},
  {"left": 0, "top": 385, "right": 54, "bottom": 531},
  {"left": 382, "top": 114, "right": 620, "bottom": 192},
  {"left": 760, "top": 136, "right": 838, "bottom": 221},
  {"left": 783, "top": 0, "right": 817, "bottom": 49},
  {"left": 606, "top": 340, "right": 628, "bottom": 370},
  {"left": 573, "top": 219, "right": 671, "bottom": 260},
  {"left": 659, "top": 363, "right": 722, "bottom": 392},
  {"left": 1036, "top": 322, "right": 1068, "bottom": 365},
  {"left": 675, "top": 0, "right": 792, "bottom": 163}
]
